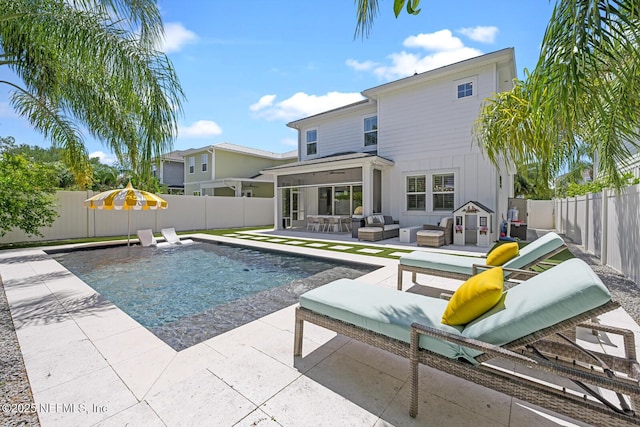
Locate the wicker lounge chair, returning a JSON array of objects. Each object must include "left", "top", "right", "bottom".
[
  {"left": 398, "top": 231, "right": 567, "bottom": 289},
  {"left": 161, "top": 227, "right": 194, "bottom": 245},
  {"left": 294, "top": 259, "right": 640, "bottom": 426}
]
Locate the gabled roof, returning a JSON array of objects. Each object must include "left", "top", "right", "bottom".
[
  {"left": 263, "top": 151, "right": 393, "bottom": 171},
  {"left": 180, "top": 142, "right": 298, "bottom": 160},
  {"left": 286, "top": 48, "right": 516, "bottom": 127},
  {"left": 362, "top": 48, "right": 515, "bottom": 99}
]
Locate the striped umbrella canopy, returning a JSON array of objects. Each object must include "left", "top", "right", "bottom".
[{"left": 83, "top": 182, "right": 168, "bottom": 245}]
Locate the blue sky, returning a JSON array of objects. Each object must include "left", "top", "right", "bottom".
[{"left": 0, "top": 1, "right": 555, "bottom": 164}]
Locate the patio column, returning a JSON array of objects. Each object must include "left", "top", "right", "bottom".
[
  {"left": 362, "top": 162, "right": 372, "bottom": 216},
  {"left": 275, "top": 187, "right": 284, "bottom": 230}
]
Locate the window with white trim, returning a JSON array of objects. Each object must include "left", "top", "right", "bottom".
[
  {"left": 188, "top": 157, "right": 195, "bottom": 174},
  {"left": 406, "top": 175, "right": 426, "bottom": 211},
  {"left": 457, "top": 82, "right": 473, "bottom": 98},
  {"left": 364, "top": 116, "right": 377, "bottom": 146},
  {"left": 433, "top": 173, "right": 455, "bottom": 210},
  {"left": 201, "top": 154, "right": 208, "bottom": 172},
  {"left": 306, "top": 129, "right": 317, "bottom": 155}
]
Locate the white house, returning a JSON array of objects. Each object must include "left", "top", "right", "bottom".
[{"left": 264, "top": 48, "right": 517, "bottom": 235}]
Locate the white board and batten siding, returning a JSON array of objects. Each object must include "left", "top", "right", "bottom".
[
  {"left": 298, "top": 102, "right": 377, "bottom": 162},
  {"left": 376, "top": 62, "right": 508, "bottom": 227}
]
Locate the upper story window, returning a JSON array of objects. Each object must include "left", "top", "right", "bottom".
[
  {"left": 306, "top": 129, "right": 317, "bottom": 155},
  {"left": 201, "top": 154, "right": 208, "bottom": 172},
  {"left": 189, "top": 157, "right": 195, "bottom": 174},
  {"left": 433, "top": 173, "right": 455, "bottom": 210},
  {"left": 457, "top": 82, "right": 473, "bottom": 99},
  {"left": 406, "top": 175, "right": 426, "bottom": 211},
  {"left": 364, "top": 116, "right": 378, "bottom": 146},
  {"left": 455, "top": 76, "right": 477, "bottom": 100}
]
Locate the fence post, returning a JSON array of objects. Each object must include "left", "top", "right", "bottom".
[
  {"left": 584, "top": 193, "right": 590, "bottom": 253},
  {"left": 601, "top": 188, "right": 608, "bottom": 265}
]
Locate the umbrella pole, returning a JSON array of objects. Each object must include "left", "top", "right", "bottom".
[{"left": 127, "top": 210, "right": 131, "bottom": 246}]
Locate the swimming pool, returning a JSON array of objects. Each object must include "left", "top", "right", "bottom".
[{"left": 51, "top": 241, "right": 375, "bottom": 350}]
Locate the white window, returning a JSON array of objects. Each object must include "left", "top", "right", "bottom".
[
  {"left": 189, "top": 157, "right": 195, "bottom": 174},
  {"left": 455, "top": 76, "right": 477, "bottom": 100},
  {"left": 433, "top": 173, "right": 455, "bottom": 210},
  {"left": 364, "top": 116, "right": 377, "bottom": 146},
  {"left": 201, "top": 154, "right": 208, "bottom": 172},
  {"left": 406, "top": 175, "right": 426, "bottom": 211},
  {"left": 457, "top": 82, "right": 473, "bottom": 98},
  {"left": 306, "top": 129, "right": 317, "bottom": 155}
]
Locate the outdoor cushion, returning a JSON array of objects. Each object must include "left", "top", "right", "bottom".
[
  {"left": 461, "top": 258, "right": 611, "bottom": 360},
  {"left": 399, "top": 232, "right": 566, "bottom": 277},
  {"left": 401, "top": 251, "right": 480, "bottom": 276},
  {"left": 486, "top": 242, "right": 519, "bottom": 266},
  {"left": 441, "top": 267, "right": 504, "bottom": 326},
  {"left": 502, "top": 232, "right": 565, "bottom": 270},
  {"left": 299, "top": 279, "right": 466, "bottom": 360}
]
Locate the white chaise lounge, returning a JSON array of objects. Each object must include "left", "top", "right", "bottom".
[{"left": 161, "top": 227, "right": 194, "bottom": 245}]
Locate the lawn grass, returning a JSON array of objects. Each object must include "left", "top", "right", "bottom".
[{"left": 0, "top": 226, "right": 415, "bottom": 260}]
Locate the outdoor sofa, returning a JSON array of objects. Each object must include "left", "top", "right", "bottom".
[
  {"left": 294, "top": 258, "right": 640, "bottom": 425},
  {"left": 357, "top": 215, "right": 400, "bottom": 241},
  {"left": 397, "top": 231, "right": 567, "bottom": 289}
]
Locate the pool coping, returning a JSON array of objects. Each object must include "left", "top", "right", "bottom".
[{"left": 3, "top": 232, "right": 638, "bottom": 426}]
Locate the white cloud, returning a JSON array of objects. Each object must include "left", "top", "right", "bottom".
[
  {"left": 89, "top": 151, "right": 117, "bottom": 165},
  {"left": 404, "top": 30, "right": 464, "bottom": 51},
  {"left": 458, "top": 26, "right": 499, "bottom": 43},
  {"left": 161, "top": 22, "right": 198, "bottom": 53},
  {"left": 373, "top": 48, "right": 482, "bottom": 80},
  {"left": 250, "top": 92, "right": 365, "bottom": 121},
  {"left": 249, "top": 94, "right": 276, "bottom": 112},
  {"left": 345, "top": 59, "right": 379, "bottom": 71},
  {"left": 178, "top": 120, "right": 222, "bottom": 138},
  {"left": 350, "top": 29, "right": 483, "bottom": 81}
]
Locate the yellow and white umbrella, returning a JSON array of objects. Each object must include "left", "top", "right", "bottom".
[{"left": 83, "top": 182, "right": 168, "bottom": 246}]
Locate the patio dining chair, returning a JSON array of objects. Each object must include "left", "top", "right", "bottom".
[{"left": 325, "top": 216, "right": 340, "bottom": 233}]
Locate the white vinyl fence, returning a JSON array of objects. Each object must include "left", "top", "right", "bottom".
[
  {"left": 0, "top": 191, "right": 275, "bottom": 245},
  {"left": 554, "top": 183, "right": 640, "bottom": 284}
]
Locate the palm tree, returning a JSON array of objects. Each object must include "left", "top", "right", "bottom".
[
  {"left": 354, "top": 0, "right": 421, "bottom": 38},
  {"left": 0, "top": 0, "right": 184, "bottom": 189},
  {"left": 355, "top": 0, "right": 640, "bottom": 190}
]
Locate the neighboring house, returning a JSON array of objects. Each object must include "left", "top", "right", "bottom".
[
  {"left": 264, "top": 48, "right": 516, "bottom": 233},
  {"left": 153, "top": 150, "right": 187, "bottom": 194},
  {"left": 181, "top": 142, "right": 297, "bottom": 197}
]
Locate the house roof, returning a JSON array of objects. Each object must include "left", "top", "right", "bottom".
[
  {"left": 286, "top": 99, "right": 372, "bottom": 129},
  {"left": 262, "top": 151, "right": 393, "bottom": 172},
  {"left": 287, "top": 48, "right": 516, "bottom": 128},
  {"left": 362, "top": 48, "right": 516, "bottom": 99},
  {"left": 180, "top": 142, "right": 298, "bottom": 160}
]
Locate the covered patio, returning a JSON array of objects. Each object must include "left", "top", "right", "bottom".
[{"left": 263, "top": 152, "right": 393, "bottom": 231}]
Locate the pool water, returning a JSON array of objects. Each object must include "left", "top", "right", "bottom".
[{"left": 51, "top": 241, "right": 375, "bottom": 350}]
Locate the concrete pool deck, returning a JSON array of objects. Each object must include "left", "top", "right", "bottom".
[{"left": 1, "top": 232, "right": 639, "bottom": 426}]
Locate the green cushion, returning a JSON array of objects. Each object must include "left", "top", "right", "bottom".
[
  {"left": 461, "top": 258, "right": 611, "bottom": 360},
  {"left": 299, "top": 279, "right": 466, "bottom": 360},
  {"left": 399, "top": 251, "right": 480, "bottom": 276},
  {"left": 503, "top": 232, "right": 565, "bottom": 270}
]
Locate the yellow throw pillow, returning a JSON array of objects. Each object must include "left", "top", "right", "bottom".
[
  {"left": 485, "top": 242, "right": 519, "bottom": 266},
  {"left": 441, "top": 267, "right": 504, "bottom": 326}
]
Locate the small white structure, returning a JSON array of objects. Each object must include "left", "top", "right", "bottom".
[{"left": 453, "top": 201, "right": 494, "bottom": 247}]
